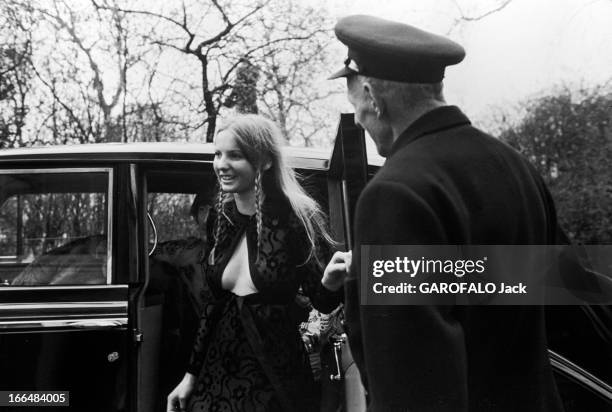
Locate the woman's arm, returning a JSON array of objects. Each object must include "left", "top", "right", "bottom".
[{"left": 292, "top": 220, "right": 343, "bottom": 314}]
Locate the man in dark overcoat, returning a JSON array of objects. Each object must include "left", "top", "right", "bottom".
[{"left": 325, "top": 15, "right": 565, "bottom": 412}]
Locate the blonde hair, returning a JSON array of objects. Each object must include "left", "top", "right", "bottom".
[{"left": 210, "top": 114, "right": 333, "bottom": 266}]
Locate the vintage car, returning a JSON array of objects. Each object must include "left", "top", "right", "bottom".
[{"left": 0, "top": 115, "right": 610, "bottom": 411}]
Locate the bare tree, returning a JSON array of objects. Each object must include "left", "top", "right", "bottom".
[
  {"left": 0, "top": 1, "right": 34, "bottom": 148},
  {"left": 256, "top": 1, "right": 339, "bottom": 145},
  {"left": 94, "top": 0, "right": 336, "bottom": 143},
  {"left": 1, "top": 0, "right": 349, "bottom": 147},
  {"left": 13, "top": 0, "right": 148, "bottom": 144},
  {"left": 94, "top": 0, "right": 265, "bottom": 141},
  {"left": 448, "top": 0, "right": 514, "bottom": 33},
  {"left": 38, "top": 0, "right": 126, "bottom": 142}
]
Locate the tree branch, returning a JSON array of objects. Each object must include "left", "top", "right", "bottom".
[
  {"left": 31, "top": 64, "right": 90, "bottom": 140},
  {"left": 448, "top": 0, "right": 513, "bottom": 33},
  {"left": 39, "top": 8, "right": 112, "bottom": 113},
  {"left": 195, "top": 0, "right": 270, "bottom": 51},
  {"left": 452, "top": 0, "right": 513, "bottom": 21},
  {"left": 91, "top": 1, "right": 192, "bottom": 35}
]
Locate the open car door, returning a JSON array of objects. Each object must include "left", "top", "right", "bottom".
[{"left": 325, "top": 113, "right": 370, "bottom": 411}]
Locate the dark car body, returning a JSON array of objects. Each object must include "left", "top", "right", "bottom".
[{"left": 0, "top": 116, "right": 610, "bottom": 411}]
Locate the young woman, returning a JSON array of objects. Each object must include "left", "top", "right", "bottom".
[{"left": 167, "top": 114, "right": 345, "bottom": 412}]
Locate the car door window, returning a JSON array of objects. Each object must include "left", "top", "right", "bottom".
[
  {"left": 148, "top": 192, "right": 203, "bottom": 244},
  {"left": 0, "top": 169, "right": 112, "bottom": 286}
]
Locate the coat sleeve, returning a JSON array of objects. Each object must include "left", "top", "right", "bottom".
[
  {"left": 290, "top": 216, "right": 343, "bottom": 314},
  {"left": 185, "top": 210, "right": 220, "bottom": 375},
  {"left": 347, "top": 180, "right": 469, "bottom": 410}
]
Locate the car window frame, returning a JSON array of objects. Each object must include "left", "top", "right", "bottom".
[{"left": 0, "top": 167, "right": 114, "bottom": 286}]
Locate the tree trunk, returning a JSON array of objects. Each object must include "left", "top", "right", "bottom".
[
  {"left": 199, "top": 55, "right": 217, "bottom": 142},
  {"left": 274, "top": 84, "right": 289, "bottom": 142}
]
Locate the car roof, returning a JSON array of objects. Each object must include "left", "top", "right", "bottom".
[{"left": 0, "top": 142, "right": 384, "bottom": 170}]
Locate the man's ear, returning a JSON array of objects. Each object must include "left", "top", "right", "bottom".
[{"left": 363, "top": 80, "right": 385, "bottom": 118}]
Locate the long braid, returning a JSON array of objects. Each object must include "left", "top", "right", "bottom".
[
  {"left": 209, "top": 188, "right": 225, "bottom": 265},
  {"left": 254, "top": 171, "right": 263, "bottom": 263}
]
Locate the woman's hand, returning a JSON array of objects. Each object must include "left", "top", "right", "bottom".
[
  {"left": 167, "top": 372, "right": 196, "bottom": 412},
  {"left": 322, "top": 251, "right": 352, "bottom": 291}
]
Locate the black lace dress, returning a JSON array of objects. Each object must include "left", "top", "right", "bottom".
[{"left": 186, "top": 197, "right": 341, "bottom": 412}]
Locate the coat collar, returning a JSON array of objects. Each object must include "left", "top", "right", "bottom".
[{"left": 388, "top": 105, "right": 471, "bottom": 157}]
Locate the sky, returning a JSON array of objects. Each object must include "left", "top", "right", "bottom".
[{"left": 320, "top": 0, "right": 612, "bottom": 127}]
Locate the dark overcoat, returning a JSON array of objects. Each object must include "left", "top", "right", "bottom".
[{"left": 345, "top": 106, "right": 564, "bottom": 411}]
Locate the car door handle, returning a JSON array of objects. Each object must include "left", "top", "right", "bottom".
[{"left": 330, "top": 333, "right": 347, "bottom": 381}]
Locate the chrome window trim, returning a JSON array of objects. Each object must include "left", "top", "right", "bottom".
[
  {"left": 106, "top": 167, "right": 114, "bottom": 284},
  {"left": 549, "top": 349, "right": 612, "bottom": 401},
  {"left": 4, "top": 284, "right": 127, "bottom": 291},
  {"left": 0, "top": 167, "right": 112, "bottom": 175},
  {"left": 0, "top": 317, "right": 127, "bottom": 330},
  {"left": 1, "top": 313, "right": 126, "bottom": 320},
  {"left": 0, "top": 299, "right": 128, "bottom": 328},
  {"left": 0, "top": 302, "right": 127, "bottom": 310},
  {"left": 0, "top": 167, "right": 114, "bottom": 285}
]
